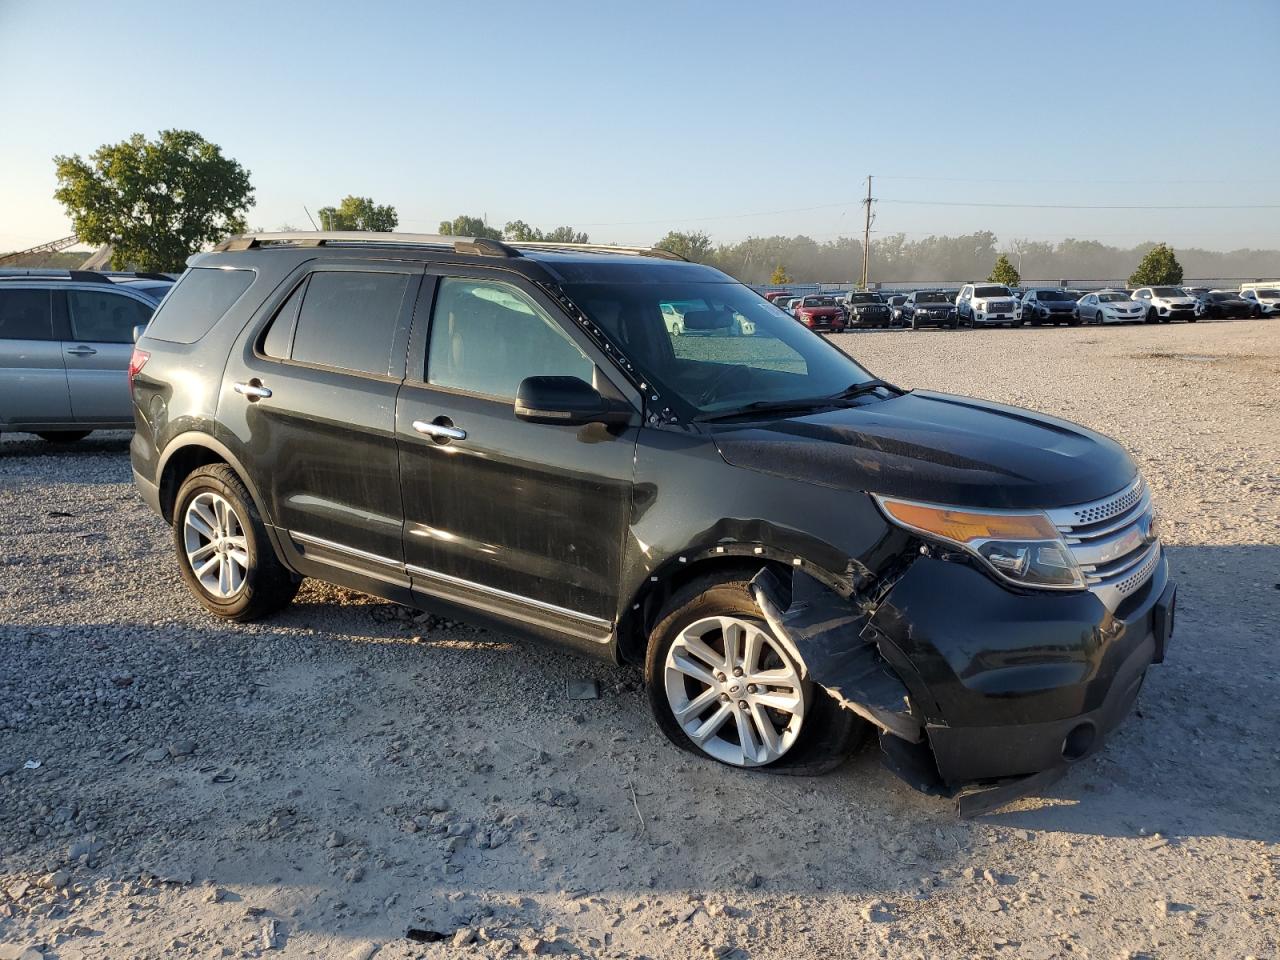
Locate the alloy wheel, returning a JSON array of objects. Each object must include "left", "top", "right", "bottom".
[
  {"left": 663, "top": 615, "right": 807, "bottom": 767},
  {"left": 183, "top": 491, "right": 249, "bottom": 599}
]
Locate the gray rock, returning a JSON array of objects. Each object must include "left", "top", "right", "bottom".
[
  {"left": 345, "top": 943, "right": 379, "bottom": 960},
  {"left": 167, "top": 740, "right": 196, "bottom": 758},
  {"left": 325, "top": 830, "right": 347, "bottom": 849},
  {"left": 142, "top": 747, "right": 168, "bottom": 763}
]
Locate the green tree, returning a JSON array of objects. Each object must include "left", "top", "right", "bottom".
[
  {"left": 542, "top": 225, "right": 590, "bottom": 244},
  {"left": 770, "top": 264, "right": 792, "bottom": 284},
  {"left": 316, "top": 195, "right": 398, "bottom": 232},
  {"left": 988, "top": 253, "right": 1021, "bottom": 287},
  {"left": 438, "top": 215, "right": 503, "bottom": 240},
  {"left": 501, "top": 222, "right": 589, "bottom": 244},
  {"left": 655, "top": 230, "right": 714, "bottom": 263},
  {"left": 1128, "top": 242, "right": 1184, "bottom": 286},
  {"left": 53, "top": 129, "right": 253, "bottom": 272}
]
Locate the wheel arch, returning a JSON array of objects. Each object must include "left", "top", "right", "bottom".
[
  {"left": 157, "top": 432, "right": 270, "bottom": 527},
  {"left": 614, "top": 540, "right": 855, "bottom": 666}
]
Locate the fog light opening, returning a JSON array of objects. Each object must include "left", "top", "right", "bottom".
[{"left": 1061, "top": 722, "right": 1097, "bottom": 762}]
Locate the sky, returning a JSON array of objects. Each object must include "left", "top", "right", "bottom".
[{"left": 2, "top": 0, "right": 1278, "bottom": 253}]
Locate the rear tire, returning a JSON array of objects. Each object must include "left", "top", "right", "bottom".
[
  {"left": 645, "top": 574, "right": 866, "bottom": 775},
  {"left": 172, "top": 463, "right": 300, "bottom": 622},
  {"left": 37, "top": 430, "right": 91, "bottom": 442}
]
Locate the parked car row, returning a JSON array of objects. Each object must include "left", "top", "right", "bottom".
[{"left": 760, "top": 281, "right": 1278, "bottom": 333}]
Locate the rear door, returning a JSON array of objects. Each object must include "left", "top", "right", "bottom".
[
  {"left": 0, "top": 287, "right": 70, "bottom": 427},
  {"left": 222, "top": 261, "right": 420, "bottom": 579},
  {"left": 62, "top": 287, "right": 155, "bottom": 423},
  {"left": 395, "top": 269, "right": 639, "bottom": 641}
]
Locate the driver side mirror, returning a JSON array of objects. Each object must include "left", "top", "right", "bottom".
[{"left": 514, "top": 376, "right": 631, "bottom": 426}]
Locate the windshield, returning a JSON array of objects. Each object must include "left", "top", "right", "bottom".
[
  {"left": 1153, "top": 287, "right": 1185, "bottom": 297},
  {"left": 1035, "top": 290, "right": 1075, "bottom": 301},
  {"left": 1098, "top": 293, "right": 1129, "bottom": 302},
  {"left": 1210, "top": 293, "right": 1241, "bottom": 301},
  {"left": 803, "top": 296, "right": 836, "bottom": 307},
  {"left": 564, "top": 281, "right": 874, "bottom": 417},
  {"left": 974, "top": 285, "right": 1011, "bottom": 298},
  {"left": 915, "top": 292, "right": 951, "bottom": 303},
  {"left": 887, "top": 296, "right": 906, "bottom": 305},
  {"left": 848, "top": 293, "right": 880, "bottom": 303}
]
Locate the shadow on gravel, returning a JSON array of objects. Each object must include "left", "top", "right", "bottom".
[{"left": 0, "top": 432, "right": 132, "bottom": 458}]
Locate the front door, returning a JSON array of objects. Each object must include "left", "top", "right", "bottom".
[
  {"left": 222, "top": 263, "right": 420, "bottom": 580},
  {"left": 62, "top": 288, "right": 154, "bottom": 423},
  {"left": 395, "top": 271, "right": 638, "bottom": 642}
]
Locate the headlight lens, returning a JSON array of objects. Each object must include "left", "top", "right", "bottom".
[{"left": 875, "top": 496, "right": 1086, "bottom": 589}]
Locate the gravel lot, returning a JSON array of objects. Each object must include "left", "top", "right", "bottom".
[{"left": 2, "top": 319, "right": 1277, "bottom": 960}]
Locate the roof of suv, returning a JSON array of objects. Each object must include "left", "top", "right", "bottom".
[{"left": 206, "top": 232, "right": 732, "bottom": 285}]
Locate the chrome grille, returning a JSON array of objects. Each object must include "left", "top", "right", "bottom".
[
  {"left": 1048, "top": 477, "right": 1160, "bottom": 611},
  {"left": 988, "top": 300, "right": 1014, "bottom": 312}
]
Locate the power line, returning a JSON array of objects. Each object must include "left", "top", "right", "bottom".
[{"left": 878, "top": 198, "right": 1280, "bottom": 211}]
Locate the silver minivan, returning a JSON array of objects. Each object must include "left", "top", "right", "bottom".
[{"left": 0, "top": 272, "right": 170, "bottom": 441}]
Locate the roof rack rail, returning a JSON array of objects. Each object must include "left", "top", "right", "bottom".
[
  {"left": 213, "top": 231, "right": 521, "bottom": 258},
  {"left": 213, "top": 232, "right": 688, "bottom": 263},
  {"left": 509, "top": 241, "right": 688, "bottom": 262},
  {"left": 0, "top": 269, "right": 115, "bottom": 284}
]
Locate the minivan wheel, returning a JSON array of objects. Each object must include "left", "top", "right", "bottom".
[
  {"left": 37, "top": 430, "right": 91, "bottom": 442},
  {"left": 645, "top": 575, "right": 865, "bottom": 774},
  {"left": 173, "top": 463, "right": 300, "bottom": 621}
]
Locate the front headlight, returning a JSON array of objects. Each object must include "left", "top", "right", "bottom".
[{"left": 875, "top": 496, "right": 1086, "bottom": 589}]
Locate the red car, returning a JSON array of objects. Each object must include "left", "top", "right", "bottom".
[{"left": 793, "top": 295, "right": 846, "bottom": 332}]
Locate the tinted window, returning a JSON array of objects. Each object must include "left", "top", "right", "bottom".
[
  {"left": 0, "top": 289, "right": 53, "bottom": 340},
  {"left": 916, "top": 292, "right": 950, "bottom": 303},
  {"left": 259, "top": 280, "right": 307, "bottom": 359},
  {"left": 290, "top": 271, "right": 410, "bottom": 376},
  {"left": 67, "top": 290, "right": 154, "bottom": 343},
  {"left": 1152, "top": 287, "right": 1184, "bottom": 297},
  {"left": 146, "top": 267, "right": 255, "bottom": 343},
  {"left": 428, "top": 277, "right": 593, "bottom": 400},
  {"left": 974, "top": 285, "right": 1011, "bottom": 298}
]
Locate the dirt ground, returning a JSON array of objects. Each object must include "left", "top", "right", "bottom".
[{"left": 1, "top": 319, "right": 1277, "bottom": 960}]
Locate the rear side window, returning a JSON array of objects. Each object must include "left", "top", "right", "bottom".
[
  {"left": 67, "top": 290, "right": 154, "bottom": 343},
  {"left": 259, "top": 280, "right": 307, "bottom": 359},
  {"left": 289, "top": 271, "right": 411, "bottom": 376},
  {"left": 146, "top": 267, "right": 255, "bottom": 343},
  {"left": 0, "top": 289, "right": 53, "bottom": 341}
]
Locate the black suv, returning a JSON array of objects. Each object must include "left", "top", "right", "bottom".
[
  {"left": 1021, "top": 288, "right": 1083, "bottom": 327},
  {"left": 130, "top": 232, "right": 1175, "bottom": 812},
  {"left": 901, "top": 290, "right": 958, "bottom": 329}
]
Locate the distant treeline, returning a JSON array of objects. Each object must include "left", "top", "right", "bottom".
[{"left": 684, "top": 232, "right": 1279, "bottom": 284}]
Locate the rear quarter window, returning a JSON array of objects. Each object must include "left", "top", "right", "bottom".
[
  {"left": 145, "top": 267, "right": 255, "bottom": 343},
  {"left": 0, "top": 289, "right": 54, "bottom": 340}
]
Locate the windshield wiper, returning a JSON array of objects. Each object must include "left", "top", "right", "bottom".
[
  {"left": 695, "top": 396, "right": 844, "bottom": 422},
  {"left": 832, "top": 378, "right": 905, "bottom": 399}
]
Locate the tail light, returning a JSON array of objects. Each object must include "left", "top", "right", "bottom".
[{"left": 128, "top": 348, "right": 150, "bottom": 380}]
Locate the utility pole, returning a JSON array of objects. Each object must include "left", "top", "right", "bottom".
[{"left": 860, "top": 175, "right": 873, "bottom": 289}]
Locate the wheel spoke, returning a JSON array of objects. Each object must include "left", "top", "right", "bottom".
[
  {"left": 679, "top": 632, "right": 725, "bottom": 672},
  {"left": 689, "top": 703, "right": 732, "bottom": 744},
  {"left": 750, "top": 667, "right": 796, "bottom": 684},
  {"left": 188, "top": 542, "right": 217, "bottom": 563},
  {"left": 226, "top": 555, "right": 244, "bottom": 594},
  {"left": 670, "top": 651, "right": 718, "bottom": 687},
  {"left": 194, "top": 555, "right": 220, "bottom": 579},
  {"left": 186, "top": 509, "right": 215, "bottom": 539},
  {"left": 741, "top": 626, "right": 765, "bottom": 674},
  {"left": 721, "top": 618, "right": 743, "bottom": 669},
  {"left": 218, "top": 554, "right": 232, "bottom": 595},
  {"left": 754, "top": 690, "right": 802, "bottom": 715},
  {"left": 749, "top": 702, "right": 781, "bottom": 758},
  {"left": 734, "top": 706, "right": 762, "bottom": 764},
  {"left": 674, "top": 686, "right": 721, "bottom": 723}
]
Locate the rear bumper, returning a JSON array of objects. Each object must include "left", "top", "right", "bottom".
[{"left": 132, "top": 467, "right": 163, "bottom": 517}]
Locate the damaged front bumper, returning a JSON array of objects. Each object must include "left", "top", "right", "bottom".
[{"left": 751, "top": 552, "right": 1174, "bottom": 816}]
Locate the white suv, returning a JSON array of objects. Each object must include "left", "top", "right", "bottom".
[
  {"left": 1240, "top": 284, "right": 1280, "bottom": 317},
  {"left": 1132, "top": 286, "right": 1197, "bottom": 323},
  {"left": 956, "top": 283, "right": 1020, "bottom": 327}
]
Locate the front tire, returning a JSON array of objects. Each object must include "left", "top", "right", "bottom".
[
  {"left": 173, "top": 463, "right": 300, "bottom": 621},
  {"left": 645, "top": 574, "right": 864, "bottom": 773},
  {"left": 37, "top": 430, "right": 91, "bottom": 442}
]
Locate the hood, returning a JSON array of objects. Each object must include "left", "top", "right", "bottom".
[
  {"left": 1153, "top": 296, "right": 1195, "bottom": 305},
  {"left": 800, "top": 306, "right": 842, "bottom": 315},
  {"left": 848, "top": 301, "right": 887, "bottom": 310},
  {"left": 710, "top": 390, "right": 1136, "bottom": 510}
]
